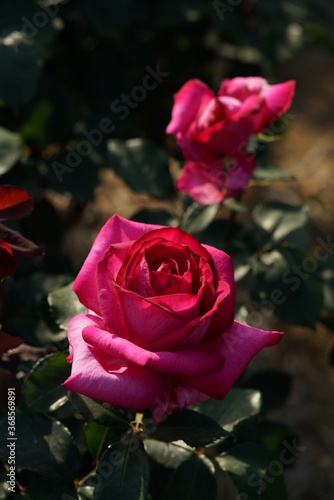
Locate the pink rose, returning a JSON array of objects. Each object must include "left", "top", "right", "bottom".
[
  {"left": 166, "top": 77, "right": 295, "bottom": 162},
  {"left": 63, "top": 215, "right": 282, "bottom": 420},
  {"left": 176, "top": 153, "right": 255, "bottom": 205}
]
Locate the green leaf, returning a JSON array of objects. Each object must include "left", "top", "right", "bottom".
[
  {"left": 223, "top": 198, "right": 249, "bottom": 213},
  {"left": 68, "top": 393, "right": 130, "bottom": 430},
  {"left": 0, "top": 34, "right": 43, "bottom": 108},
  {"left": 48, "top": 281, "right": 86, "bottom": 331},
  {"left": 216, "top": 443, "right": 275, "bottom": 500},
  {"left": 85, "top": 421, "right": 117, "bottom": 461},
  {"left": 106, "top": 138, "right": 173, "bottom": 200},
  {"left": 180, "top": 202, "right": 220, "bottom": 235},
  {"left": 20, "top": 352, "right": 72, "bottom": 418},
  {"left": 148, "top": 410, "right": 228, "bottom": 448},
  {"left": 0, "top": 127, "right": 20, "bottom": 175},
  {"left": 4, "top": 272, "right": 71, "bottom": 346},
  {"left": 246, "top": 202, "right": 309, "bottom": 251},
  {"left": 94, "top": 435, "right": 150, "bottom": 500},
  {"left": 195, "top": 388, "right": 262, "bottom": 432},
  {"left": 0, "top": 413, "right": 80, "bottom": 481},
  {"left": 162, "top": 456, "right": 217, "bottom": 500},
  {"left": 249, "top": 247, "right": 324, "bottom": 328},
  {"left": 252, "top": 162, "right": 295, "bottom": 181},
  {"left": 20, "top": 99, "right": 54, "bottom": 149},
  {"left": 144, "top": 439, "right": 193, "bottom": 469},
  {"left": 244, "top": 371, "right": 291, "bottom": 412}
]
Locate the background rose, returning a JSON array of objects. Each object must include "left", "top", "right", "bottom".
[
  {"left": 63, "top": 215, "right": 282, "bottom": 420},
  {"left": 166, "top": 77, "right": 295, "bottom": 163}
]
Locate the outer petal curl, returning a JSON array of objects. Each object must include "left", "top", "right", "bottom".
[
  {"left": 184, "top": 321, "right": 282, "bottom": 398},
  {"left": 62, "top": 314, "right": 166, "bottom": 410}
]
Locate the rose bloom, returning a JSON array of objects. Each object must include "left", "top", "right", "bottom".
[
  {"left": 166, "top": 76, "right": 295, "bottom": 163},
  {"left": 63, "top": 216, "right": 282, "bottom": 421}
]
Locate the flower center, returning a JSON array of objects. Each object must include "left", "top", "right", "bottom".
[{"left": 156, "top": 259, "right": 180, "bottom": 276}]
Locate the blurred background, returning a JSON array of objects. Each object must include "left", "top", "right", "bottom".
[{"left": 0, "top": 1, "right": 334, "bottom": 498}]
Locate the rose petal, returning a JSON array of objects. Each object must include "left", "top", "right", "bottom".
[
  {"left": 218, "top": 77, "right": 268, "bottom": 101},
  {"left": 110, "top": 283, "right": 188, "bottom": 349},
  {"left": 201, "top": 281, "right": 235, "bottom": 342},
  {"left": 169, "top": 386, "right": 210, "bottom": 411},
  {"left": 126, "top": 254, "right": 155, "bottom": 297},
  {"left": 96, "top": 262, "right": 132, "bottom": 340},
  {"left": 177, "top": 154, "right": 255, "bottom": 207},
  {"left": 0, "top": 225, "right": 44, "bottom": 260},
  {"left": 0, "top": 186, "right": 33, "bottom": 221},
  {"left": 196, "top": 97, "right": 228, "bottom": 131},
  {"left": 73, "top": 215, "right": 163, "bottom": 314},
  {"left": 63, "top": 314, "right": 166, "bottom": 410},
  {"left": 0, "top": 240, "right": 16, "bottom": 280},
  {"left": 224, "top": 154, "right": 256, "bottom": 196},
  {"left": 216, "top": 96, "right": 242, "bottom": 120},
  {"left": 149, "top": 288, "right": 203, "bottom": 321},
  {"left": 150, "top": 268, "right": 193, "bottom": 296},
  {"left": 153, "top": 281, "right": 231, "bottom": 351},
  {"left": 177, "top": 135, "right": 216, "bottom": 163},
  {"left": 195, "top": 119, "right": 253, "bottom": 157},
  {"left": 150, "top": 270, "right": 180, "bottom": 295},
  {"left": 257, "top": 80, "right": 296, "bottom": 132},
  {"left": 177, "top": 161, "right": 225, "bottom": 205},
  {"left": 166, "top": 79, "right": 215, "bottom": 135},
  {"left": 184, "top": 321, "right": 283, "bottom": 398},
  {"left": 223, "top": 94, "right": 264, "bottom": 122},
  {"left": 117, "top": 228, "right": 212, "bottom": 287},
  {"left": 201, "top": 246, "right": 235, "bottom": 341},
  {"left": 82, "top": 325, "right": 225, "bottom": 377}
]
